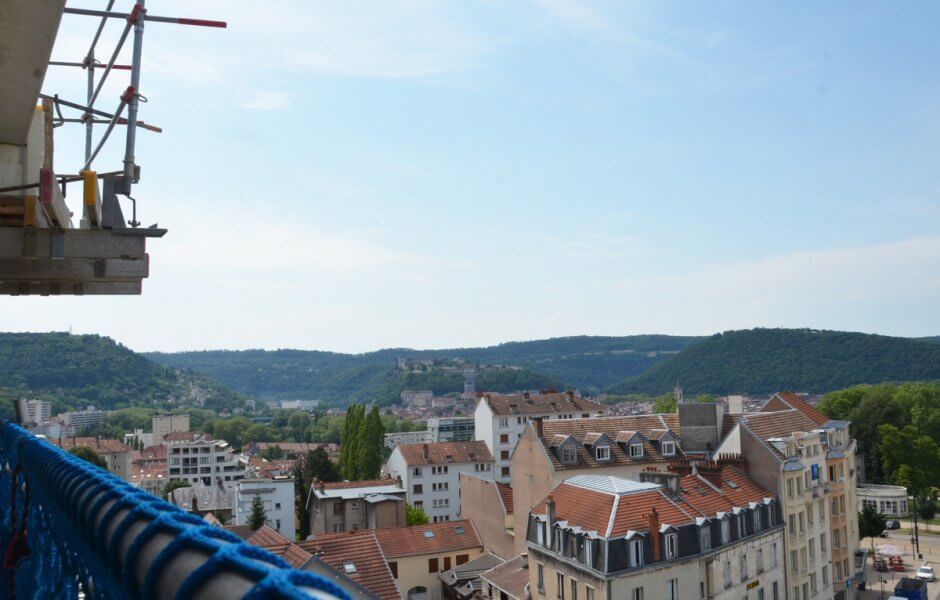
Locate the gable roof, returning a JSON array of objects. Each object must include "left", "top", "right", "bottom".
[
  {"left": 438, "top": 552, "right": 505, "bottom": 595},
  {"left": 765, "top": 392, "right": 830, "bottom": 427},
  {"left": 373, "top": 519, "right": 482, "bottom": 558},
  {"left": 481, "top": 554, "right": 530, "bottom": 600},
  {"left": 298, "top": 530, "right": 399, "bottom": 600},
  {"left": 496, "top": 482, "right": 514, "bottom": 515},
  {"left": 740, "top": 409, "right": 819, "bottom": 442},
  {"left": 538, "top": 416, "right": 684, "bottom": 471},
  {"left": 482, "top": 391, "right": 602, "bottom": 416},
  {"left": 49, "top": 436, "right": 131, "bottom": 454},
  {"left": 239, "top": 526, "right": 312, "bottom": 568},
  {"left": 395, "top": 441, "right": 493, "bottom": 466}
]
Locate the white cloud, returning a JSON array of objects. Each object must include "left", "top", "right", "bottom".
[{"left": 240, "top": 91, "right": 291, "bottom": 111}]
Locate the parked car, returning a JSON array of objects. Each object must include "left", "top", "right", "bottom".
[
  {"left": 916, "top": 565, "right": 935, "bottom": 582},
  {"left": 880, "top": 529, "right": 890, "bottom": 537},
  {"left": 886, "top": 520, "right": 902, "bottom": 530}
]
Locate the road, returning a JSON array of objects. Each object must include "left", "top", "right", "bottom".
[{"left": 858, "top": 529, "right": 939, "bottom": 600}]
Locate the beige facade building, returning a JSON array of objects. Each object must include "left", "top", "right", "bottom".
[
  {"left": 51, "top": 436, "right": 133, "bottom": 481},
  {"left": 510, "top": 414, "right": 683, "bottom": 554},
  {"left": 373, "top": 520, "right": 484, "bottom": 600},
  {"left": 525, "top": 469, "right": 785, "bottom": 600},
  {"left": 715, "top": 392, "right": 862, "bottom": 600},
  {"left": 152, "top": 413, "right": 190, "bottom": 444},
  {"left": 459, "top": 474, "right": 516, "bottom": 559},
  {"left": 306, "top": 479, "right": 407, "bottom": 534}
]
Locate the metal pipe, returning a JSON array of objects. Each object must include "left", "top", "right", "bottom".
[
  {"left": 64, "top": 7, "right": 226, "bottom": 28},
  {"left": 85, "top": 0, "right": 116, "bottom": 162},
  {"left": 50, "top": 60, "right": 131, "bottom": 70},
  {"left": 84, "top": 97, "right": 129, "bottom": 171},
  {"left": 38, "top": 94, "right": 160, "bottom": 131},
  {"left": 55, "top": 118, "right": 162, "bottom": 132},
  {"left": 87, "top": 18, "right": 133, "bottom": 111},
  {"left": 123, "top": 2, "right": 146, "bottom": 184}
]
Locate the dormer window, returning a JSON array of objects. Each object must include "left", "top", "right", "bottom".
[
  {"left": 628, "top": 538, "right": 644, "bottom": 567},
  {"left": 629, "top": 443, "right": 644, "bottom": 458},
  {"left": 661, "top": 441, "right": 676, "bottom": 456},
  {"left": 664, "top": 532, "right": 678, "bottom": 559},
  {"left": 595, "top": 446, "right": 610, "bottom": 461},
  {"left": 561, "top": 447, "right": 576, "bottom": 463}
]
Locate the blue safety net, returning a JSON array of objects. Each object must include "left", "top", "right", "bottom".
[{"left": 0, "top": 422, "right": 350, "bottom": 599}]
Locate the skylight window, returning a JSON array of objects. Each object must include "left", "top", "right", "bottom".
[
  {"left": 455, "top": 526, "right": 465, "bottom": 535},
  {"left": 424, "top": 530, "right": 436, "bottom": 538},
  {"left": 343, "top": 562, "right": 356, "bottom": 574},
  {"left": 724, "top": 480, "right": 739, "bottom": 489}
]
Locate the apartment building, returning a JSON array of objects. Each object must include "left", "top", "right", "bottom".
[
  {"left": 51, "top": 436, "right": 133, "bottom": 481},
  {"left": 474, "top": 391, "right": 603, "bottom": 483},
  {"left": 511, "top": 414, "right": 683, "bottom": 554},
  {"left": 525, "top": 469, "right": 786, "bottom": 600},
  {"left": 386, "top": 441, "right": 494, "bottom": 523},
  {"left": 306, "top": 479, "right": 407, "bottom": 534},
  {"left": 233, "top": 477, "right": 296, "bottom": 540},
  {"left": 459, "top": 474, "right": 516, "bottom": 559},
  {"left": 152, "top": 414, "right": 190, "bottom": 444},
  {"left": 373, "top": 520, "right": 484, "bottom": 600},
  {"left": 165, "top": 432, "right": 248, "bottom": 487},
  {"left": 60, "top": 406, "right": 109, "bottom": 432},
  {"left": 22, "top": 399, "right": 51, "bottom": 425},
  {"left": 715, "top": 392, "right": 862, "bottom": 600}
]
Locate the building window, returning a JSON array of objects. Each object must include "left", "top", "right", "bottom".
[
  {"left": 771, "top": 543, "right": 777, "bottom": 568},
  {"left": 456, "top": 554, "right": 469, "bottom": 566},
  {"left": 721, "top": 518, "right": 730, "bottom": 544},
  {"left": 584, "top": 538, "right": 593, "bottom": 566},
  {"left": 570, "top": 579, "right": 578, "bottom": 600},
  {"left": 723, "top": 561, "right": 732, "bottom": 588},
  {"left": 585, "top": 587, "right": 594, "bottom": 600},
  {"left": 595, "top": 446, "right": 610, "bottom": 461},
  {"left": 664, "top": 533, "right": 678, "bottom": 559},
  {"left": 699, "top": 525, "right": 711, "bottom": 551},
  {"left": 413, "top": 484, "right": 423, "bottom": 495},
  {"left": 629, "top": 443, "right": 643, "bottom": 458},
  {"left": 443, "top": 556, "right": 452, "bottom": 571},
  {"left": 537, "top": 522, "right": 546, "bottom": 546},
  {"left": 661, "top": 441, "right": 676, "bottom": 456},
  {"left": 501, "top": 466, "right": 510, "bottom": 478},
  {"left": 757, "top": 548, "right": 764, "bottom": 573},
  {"left": 537, "top": 563, "right": 545, "bottom": 592},
  {"left": 499, "top": 418, "right": 509, "bottom": 428},
  {"left": 753, "top": 509, "right": 762, "bottom": 531},
  {"left": 501, "top": 450, "right": 510, "bottom": 460},
  {"left": 772, "top": 582, "right": 779, "bottom": 600},
  {"left": 629, "top": 539, "right": 643, "bottom": 567},
  {"left": 740, "top": 555, "right": 748, "bottom": 580},
  {"left": 557, "top": 572, "right": 565, "bottom": 599},
  {"left": 389, "top": 562, "right": 398, "bottom": 578},
  {"left": 561, "top": 447, "right": 576, "bottom": 463},
  {"left": 413, "top": 468, "right": 422, "bottom": 477},
  {"left": 428, "top": 558, "right": 439, "bottom": 573},
  {"left": 632, "top": 588, "right": 644, "bottom": 600},
  {"left": 275, "top": 503, "right": 281, "bottom": 510},
  {"left": 500, "top": 434, "right": 510, "bottom": 444},
  {"left": 667, "top": 579, "right": 678, "bottom": 600}
]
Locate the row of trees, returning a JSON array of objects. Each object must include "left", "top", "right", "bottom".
[{"left": 338, "top": 404, "right": 385, "bottom": 481}]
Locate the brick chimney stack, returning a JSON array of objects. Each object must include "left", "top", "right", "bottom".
[
  {"left": 647, "top": 507, "right": 661, "bottom": 562},
  {"left": 546, "top": 495, "right": 556, "bottom": 545},
  {"left": 423, "top": 444, "right": 429, "bottom": 460}
]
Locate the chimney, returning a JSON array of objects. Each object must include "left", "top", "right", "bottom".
[
  {"left": 647, "top": 507, "right": 661, "bottom": 562},
  {"left": 545, "top": 495, "right": 556, "bottom": 534},
  {"left": 192, "top": 496, "right": 199, "bottom": 512},
  {"left": 523, "top": 391, "right": 530, "bottom": 400},
  {"left": 533, "top": 417, "right": 543, "bottom": 437},
  {"left": 422, "top": 444, "right": 429, "bottom": 460},
  {"left": 395, "top": 475, "right": 402, "bottom": 488},
  {"left": 565, "top": 390, "right": 575, "bottom": 402},
  {"left": 698, "top": 462, "right": 723, "bottom": 488}
]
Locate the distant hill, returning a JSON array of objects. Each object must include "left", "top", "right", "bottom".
[
  {"left": 0, "top": 333, "right": 247, "bottom": 415},
  {"left": 609, "top": 328, "right": 940, "bottom": 395},
  {"left": 146, "top": 335, "right": 702, "bottom": 402},
  {"left": 916, "top": 336, "right": 940, "bottom": 344}
]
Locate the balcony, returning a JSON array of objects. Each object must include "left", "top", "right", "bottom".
[{"left": 0, "top": 422, "right": 346, "bottom": 599}]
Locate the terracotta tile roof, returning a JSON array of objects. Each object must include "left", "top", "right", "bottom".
[
  {"left": 298, "top": 530, "right": 399, "bottom": 600},
  {"left": 139, "top": 445, "right": 167, "bottom": 461},
  {"left": 240, "top": 525, "right": 311, "bottom": 568},
  {"left": 767, "top": 392, "right": 830, "bottom": 427},
  {"left": 539, "top": 416, "right": 683, "bottom": 471},
  {"left": 496, "top": 483, "right": 514, "bottom": 515},
  {"left": 164, "top": 431, "right": 200, "bottom": 442},
  {"left": 482, "top": 391, "right": 602, "bottom": 416},
  {"left": 395, "top": 441, "right": 493, "bottom": 466},
  {"left": 130, "top": 459, "right": 166, "bottom": 485},
  {"left": 49, "top": 436, "right": 131, "bottom": 454},
  {"left": 740, "top": 409, "right": 819, "bottom": 442},
  {"left": 481, "top": 554, "right": 530, "bottom": 599},
  {"left": 533, "top": 467, "right": 772, "bottom": 539},
  {"left": 372, "top": 519, "right": 482, "bottom": 558},
  {"left": 252, "top": 442, "right": 339, "bottom": 456},
  {"left": 248, "top": 456, "right": 297, "bottom": 478}
]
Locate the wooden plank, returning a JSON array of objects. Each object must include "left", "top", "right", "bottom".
[
  {"left": 39, "top": 167, "right": 72, "bottom": 227},
  {"left": 0, "top": 229, "right": 146, "bottom": 259},
  {"left": 22, "top": 195, "right": 49, "bottom": 228},
  {"left": 0, "top": 256, "right": 148, "bottom": 281},
  {"left": 0, "top": 281, "right": 142, "bottom": 295},
  {"left": 81, "top": 170, "right": 101, "bottom": 228}
]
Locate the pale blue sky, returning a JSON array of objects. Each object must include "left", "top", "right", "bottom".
[{"left": 9, "top": 1, "right": 939, "bottom": 352}]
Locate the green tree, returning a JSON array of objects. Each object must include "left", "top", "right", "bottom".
[
  {"left": 261, "top": 445, "right": 284, "bottom": 460},
  {"left": 69, "top": 446, "right": 107, "bottom": 469},
  {"left": 306, "top": 448, "right": 340, "bottom": 483},
  {"left": 340, "top": 404, "right": 365, "bottom": 480},
  {"left": 858, "top": 506, "right": 887, "bottom": 549},
  {"left": 248, "top": 494, "right": 267, "bottom": 530},
  {"left": 406, "top": 503, "right": 429, "bottom": 525},
  {"left": 356, "top": 406, "right": 385, "bottom": 480},
  {"left": 652, "top": 393, "right": 677, "bottom": 414},
  {"left": 879, "top": 424, "right": 940, "bottom": 495},
  {"left": 916, "top": 496, "right": 937, "bottom": 533},
  {"left": 163, "top": 479, "right": 192, "bottom": 500}
]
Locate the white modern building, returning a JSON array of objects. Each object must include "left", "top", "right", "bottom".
[
  {"left": 857, "top": 483, "right": 910, "bottom": 517},
  {"left": 279, "top": 400, "right": 318, "bottom": 411},
  {"left": 474, "top": 391, "right": 603, "bottom": 482},
  {"left": 384, "top": 429, "right": 431, "bottom": 450},
  {"left": 22, "top": 399, "right": 51, "bottom": 425},
  {"left": 385, "top": 441, "right": 494, "bottom": 523},
  {"left": 234, "top": 477, "right": 296, "bottom": 540},
  {"left": 166, "top": 432, "right": 248, "bottom": 487},
  {"left": 60, "top": 406, "right": 110, "bottom": 432}
]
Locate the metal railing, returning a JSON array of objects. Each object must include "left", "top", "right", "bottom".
[{"left": 0, "top": 422, "right": 349, "bottom": 599}]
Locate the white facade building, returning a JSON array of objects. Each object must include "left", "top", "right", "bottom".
[
  {"left": 166, "top": 433, "right": 248, "bottom": 487},
  {"left": 474, "top": 391, "right": 603, "bottom": 483},
  {"left": 385, "top": 441, "right": 494, "bottom": 523},
  {"left": 234, "top": 478, "right": 296, "bottom": 540},
  {"left": 60, "top": 406, "right": 109, "bottom": 431},
  {"left": 857, "top": 483, "right": 910, "bottom": 517},
  {"left": 24, "top": 399, "right": 51, "bottom": 425},
  {"left": 152, "top": 414, "right": 190, "bottom": 444}
]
